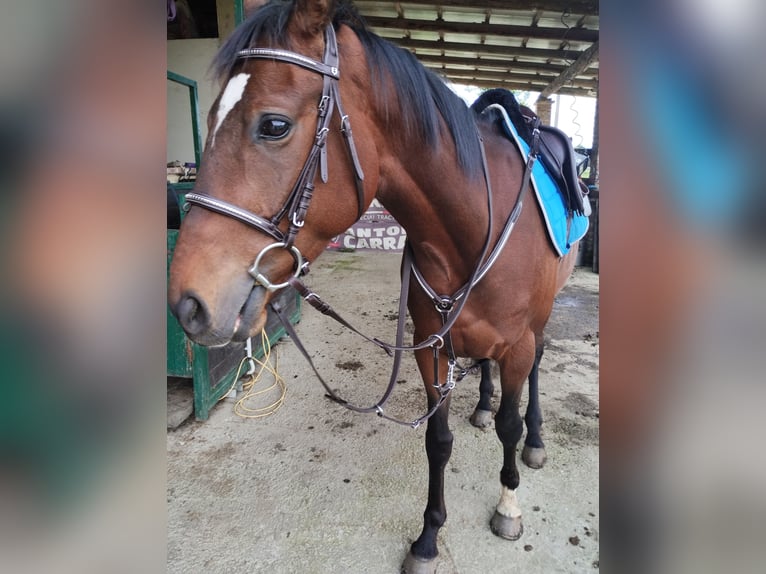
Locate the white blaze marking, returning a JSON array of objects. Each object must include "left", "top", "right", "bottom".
[
  {"left": 496, "top": 486, "right": 522, "bottom": 518},
  {"left": 211, "top": 73, "right": 251, "bottom": 146}
]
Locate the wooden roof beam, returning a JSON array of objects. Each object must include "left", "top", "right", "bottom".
[
  {"left": 432, "top": 67, "right": 598, "bottom": 90},
  {"left": 442, "top": 76, "right": 594, "bottom": 97},
  {"left": 393, "top": 37, "right": 592, "bottom": 62},
  {"left": 540, "top": 40, "right": 599, "bottom": 98},
  {"left": 361, "top": 0, "right": 599, "bottom": 14},
  {"left": 415, "top": 53, "right": 574, "bottom": 74},
  {"left": 365, "top": 16, "right": 598, "bottom": 43}
]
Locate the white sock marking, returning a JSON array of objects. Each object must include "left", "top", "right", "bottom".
[
  {"left": 211, "top": 73, "right": 251, "bottom": 146},
  {"left": 496, "top": 486, "right": 522, "bottom": 518}
]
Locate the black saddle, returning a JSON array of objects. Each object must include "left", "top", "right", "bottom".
[{"left": 471, "top": 89, "right": 590, "bottom": 216}]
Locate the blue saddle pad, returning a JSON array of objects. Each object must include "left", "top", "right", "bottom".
[{"left": 485, "top": 104, "right": 589, "bottom": 257}]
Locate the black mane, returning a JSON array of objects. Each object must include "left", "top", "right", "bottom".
[{"left": 212, "top": 1, "right": 482, "bottom": 179}]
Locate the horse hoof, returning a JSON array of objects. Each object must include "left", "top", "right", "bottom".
[
  {"left": 490, "top": 511, "right": 524, "bottom": 541},
  {"left": 521, "top": 446, "right": 547, "bottom": 469},
  {"left": 401, "top": 551, "right": 438, "bottom": 574},
  {"left": 469, "top": 409, "right": 493, "bottom": 428}
]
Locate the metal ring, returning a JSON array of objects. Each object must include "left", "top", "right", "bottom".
[
  {"left": 248, "top": 242, "right": 304, "bottom": 292},
  {"left": 430, "top": 334, "right": 445, "bottom": 349}
]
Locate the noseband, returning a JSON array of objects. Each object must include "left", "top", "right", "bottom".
[{"left": 184, "top": 24, "right": 365, "bottom": 291}]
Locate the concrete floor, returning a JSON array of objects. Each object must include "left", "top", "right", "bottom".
[{"left": 167, "top": 251, "right": 599, "bottom": 573}]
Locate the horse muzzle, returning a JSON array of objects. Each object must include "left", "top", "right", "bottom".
[
  {"left": 172, "top": 284, "right": 270, "bottom": 347},
  {"left": 170, "top": 234, "right": 306, "bottom": 347}
]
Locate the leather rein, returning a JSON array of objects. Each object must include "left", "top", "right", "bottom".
[{"left": 182, "top": 24, "right": 540, "bottom": 428}]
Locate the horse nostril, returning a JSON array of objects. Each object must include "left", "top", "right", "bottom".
[{"left": 175, "top": 292, "right": 210, "bottom": 336}]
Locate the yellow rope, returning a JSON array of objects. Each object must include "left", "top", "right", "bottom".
[{"left": 218, "top": 328, "right": 287, "bottom": 418}]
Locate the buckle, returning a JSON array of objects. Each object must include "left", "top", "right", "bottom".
[
  {"left": 315, "top": 127, "right": 329, "bottom": 146},
  {"left": 304, "top": 291, "right": 321, "bottom": 305},
  {"left": 317, "top": 95, "right": 330, "bottom": 114},
  {"left": 340, "top": 115, "right": 351, "bottom": 134}
]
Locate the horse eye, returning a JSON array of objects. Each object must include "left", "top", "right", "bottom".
[{"left": 258, "top": 116, "right": 291, "bottom": 140}]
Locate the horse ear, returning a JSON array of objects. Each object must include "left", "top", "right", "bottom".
[{"left": 290, "top": 0, "right": 334, "bottom": 37}]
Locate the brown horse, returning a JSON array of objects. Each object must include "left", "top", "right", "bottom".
[{"left": 168, "top": 1, "right": 579, "bottom": 572}]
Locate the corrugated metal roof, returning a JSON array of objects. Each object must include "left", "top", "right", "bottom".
[{"left": 354, "top": 1, "right": 599, "bottom": 97}]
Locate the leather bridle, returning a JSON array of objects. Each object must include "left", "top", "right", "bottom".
[
  {"left": 184, "top": 24, "right": 365, "bottom": 291},
  {"left": 181, "top": 23, "right": 541, "bottom": 428}
]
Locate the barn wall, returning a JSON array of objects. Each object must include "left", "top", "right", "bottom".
[{"left": 167, "top": 38, "right": 220, "bottom": 164}]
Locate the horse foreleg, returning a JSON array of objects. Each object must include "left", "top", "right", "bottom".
[
  {"left": 402, "top": 352, "right": 452, "bottom": 574},
  {"left": 469, "top": 358, "right": 494, "bottom": 428},
  {"left": 522, "top": 336, "right": 547, "bottom": 468},
  {"left": 490, "top": 333, "right": 536, "bottom": 541}
]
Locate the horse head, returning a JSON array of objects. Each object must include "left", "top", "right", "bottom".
[{"left": 168, "top": 0, "right": 378, "bottom": 346}]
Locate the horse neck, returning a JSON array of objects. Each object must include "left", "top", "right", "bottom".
[
  {"left": 335, "top": 27, "right": 490, "bottom": 286},
  {"left": 375, "top": 135, "right": 491, "bottom": 289}
]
